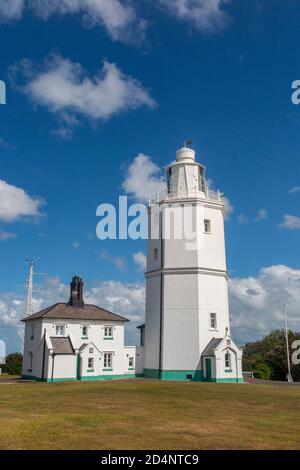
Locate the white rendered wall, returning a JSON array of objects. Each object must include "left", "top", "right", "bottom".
[
  {"left": 49, "top": 354, "right": 77, "bottom": 380},
  {"left": 144, "top": 275, "right": 161, "bottom": 371},
  {"left": 22, "top": 320, "right": 43, "bottom": 378},
  {"left": 135, "top": 346, "right": 144, "bottom": 374}
]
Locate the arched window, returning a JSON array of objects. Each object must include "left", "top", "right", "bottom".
[{"left": 225, "top": 351, "right": 231, "bottom": 369}]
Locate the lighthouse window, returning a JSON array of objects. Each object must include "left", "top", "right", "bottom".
[
  {"left": 225, "top": 352, "right": 231, "bottom": 369},
  {"left": 167, "top": 168, "right": 172, "bottom": 193},
  {"left": 204, "top": 219, "right": 211, "bottom": 233},
  {"left": 198, "top": 167, "right": 206, "bottom": 192},
  {"left": 210, "top": 312, "right": 217, "bottom": 329},
  {"left": 153, "top": 248, "right": 158, "bottom": 261}
]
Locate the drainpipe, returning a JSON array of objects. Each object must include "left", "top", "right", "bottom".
[
  {"left": 41, "top": 328, "right": 46, "bottom": 382},
  {"left": 51, "top": 354, "right": 55, "bottom": 383}
]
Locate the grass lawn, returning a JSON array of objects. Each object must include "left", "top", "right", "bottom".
[
  {"left": 0, "top": 379, "right": 299, "bottom": 450},
  {"left": 0, "top": 375, "right": 20, "bottom": 381}
]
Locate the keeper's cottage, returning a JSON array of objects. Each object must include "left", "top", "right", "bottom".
[{"left": 22, "top": 276, "right": 144, "bottom": 381}]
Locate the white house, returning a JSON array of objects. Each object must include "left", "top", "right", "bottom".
[
  {"left": 142, "top": 144, "right": 243, "bottom": 383},
  {"left": 21, "top": 276, "right": 144, "bottom": 382}
]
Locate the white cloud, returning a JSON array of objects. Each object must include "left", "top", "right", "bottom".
[
  {"left": 15, "top": 55, "right": 156, "bottom": 131},
  {"left": 289, "top": 186, "right": 300, "bottom": 194},
  {"left": 133, "top": 251, "right": 146, "bottom": 271},
  {"left": 0, "top": 179, "right": 44, "bottom": 223},
  {"left": 0, "top": 277, "right": 145, "bottom": 353},
  {"left": 238, "top": 208, "right": 268, "bottom": 225},
  {"left": 122, "top": 153, "right": 166, "bottom": 203},
  {"left": 229, "top": 265, "right": 300, "bottom": 345},
  {"left": 72, "top": 241, "right": 80, "bottom": 249},
  {"left": 279, "top": 214, "right": 300, "bottom": 230},
  {"left": 222, "top": 196, "right": 234, "bottom": 220},
  {"left": 0, "top": 231, "right": 17, "bottom": 241},
  {"left": 158, "top": 0, "right": 230, "bottom": 33},
  {"left": 100, "top": 250, "right": 126, "bottom": 270},
  {"left": 0, "top": 0, "right": 24, "bottom": 22},
  {"left": 0, "top": 0, "right": 145, "bottom": 42}
]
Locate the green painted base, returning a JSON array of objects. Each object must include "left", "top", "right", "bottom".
[
  {"left": 22, "top": 374, "right": 136, "bottom": 382},
  {"left": 79, "top": 374, "right": 136, "bottom": 381},
  {"left": 143, "top": 369, "right": 203, "bottom": 381},
  {"left": 21, "top": 373, "right": 243, "bottom": 384},
  {"left": 21, "top": 375, "right": 77, "bottom": 382},
  {"left": 143, "top": 370, "right": 243, "bottom": 383}
]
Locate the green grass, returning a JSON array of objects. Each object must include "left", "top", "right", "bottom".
[
  {"left": 0, "top": 379, "right": 300, "bottom": 450},
  {"left": 0, "top": 374, "right": 20, "bottom": 381}
]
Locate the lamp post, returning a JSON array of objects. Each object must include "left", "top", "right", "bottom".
[{"left": 284, "top": 304, "right": 293, "bottom": 383}]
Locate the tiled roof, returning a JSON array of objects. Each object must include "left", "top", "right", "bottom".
[
  {"left": 50, "top": 337, "right": 75, "bottom": 355},
  {"left": 202, "top": 338, "right": 223, "bottom": 356},
  {"left": 22, "top": 303, "right": 129, "bottom": 323}
]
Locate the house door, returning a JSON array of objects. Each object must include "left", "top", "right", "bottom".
[
  {"left": 76, "top": 356, "right": 82, "bottom": 380},
  {"left": 205, "top": 358, "right": 212, "bottom": 380}
]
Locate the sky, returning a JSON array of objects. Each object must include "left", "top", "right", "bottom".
[{"left": 0, "top": 0, "right": 300, "bottom": 353}]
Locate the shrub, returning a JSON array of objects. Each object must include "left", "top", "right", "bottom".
[{"left": 3, "top": 353, "right": 23, "bottom": 375}]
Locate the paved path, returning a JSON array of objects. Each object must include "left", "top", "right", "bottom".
[{"left": 245, "top": 377, "right": 300, "bottom": 386}]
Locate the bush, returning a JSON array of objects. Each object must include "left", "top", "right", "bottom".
[
  {"left": 3, "top": 353, "right": 23, "bottom": 375},
  {"left": 242, "top": 329, "right": 300, "bottom": 382},
  {"left": 253, "top": 363, "right": 272, "bottom": 380}
]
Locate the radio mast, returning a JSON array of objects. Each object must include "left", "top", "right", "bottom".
[{"left": 25, "top": 258, "right": 38, "bottom": 317}]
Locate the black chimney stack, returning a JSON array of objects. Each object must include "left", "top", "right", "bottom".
[{"left": 69, "top": 276, "right": 84, "bottom": 307}]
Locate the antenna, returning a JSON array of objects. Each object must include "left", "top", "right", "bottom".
[{"left": 25, "top": 258, "right": 38, "bottom": 317}]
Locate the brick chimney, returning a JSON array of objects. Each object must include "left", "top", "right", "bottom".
[{"left": 69, "top": 276, "right": 84, "bottom": 307}]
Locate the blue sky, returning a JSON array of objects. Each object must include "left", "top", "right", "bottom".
[{"left": 0, "top": 0, "right": 300, "bottom": 353}]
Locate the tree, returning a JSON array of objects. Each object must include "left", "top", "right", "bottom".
[
  {"left": 3, "top": 353, "right": 23, "bottom": 375},
  {"left": 242, "top": 329, "right": 300, "bottom": 382}
]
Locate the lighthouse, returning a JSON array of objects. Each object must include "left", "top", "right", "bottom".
[{"left": 142, "top": 144, "right": 243, "bottom": 383}]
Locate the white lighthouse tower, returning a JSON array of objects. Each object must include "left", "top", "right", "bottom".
[{"left": 142, "top": 144, "right": 243, "bottom": 383}]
